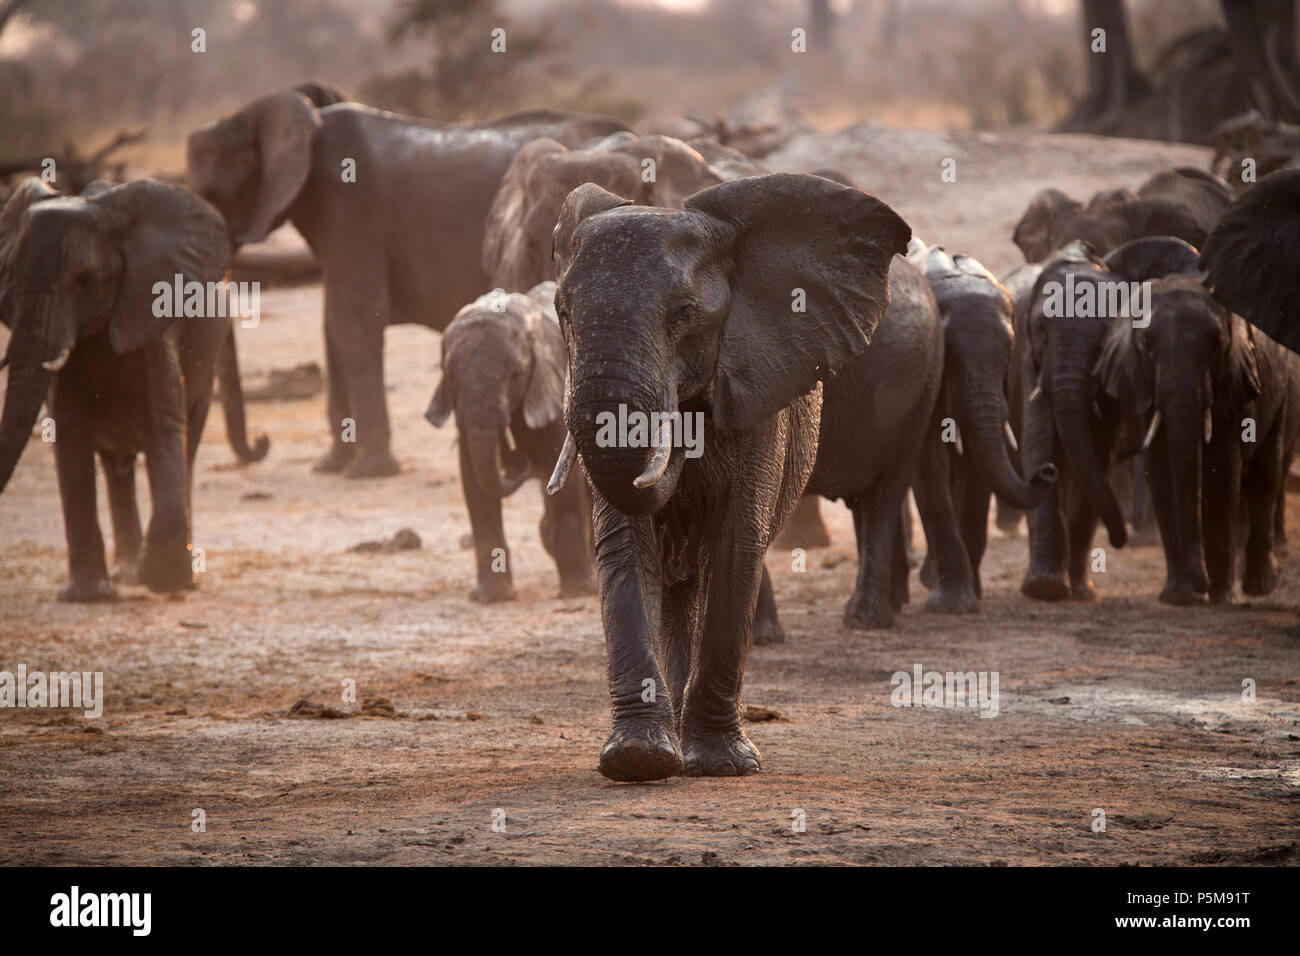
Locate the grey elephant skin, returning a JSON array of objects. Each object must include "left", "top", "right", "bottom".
[
  {"left": 909, "top": 241, "right": 1058, "bottom": 600},
  {"left": 1013, "top": 168, "right": 1235, "bottom": 264},
  {"left": 547, "top": 173, "right": 909, "bottom": 781},
  {"left": 424, "top": 281, "right": 596, "bottom": 602},
  {"left": 186, "top": 88, "right": 628, "bottom": 478},
  {"left": 1096, "top": 237, "right": 1300, "bottom": 604},
  {"left": 482, "top": 132, "right": 751, "bottom": 293},
  {"left": 0, "top": 178, "right": 238, "bottom": 601},
  {"left": 1018, "top": 243, "right": 1135, "bottom": 601}
]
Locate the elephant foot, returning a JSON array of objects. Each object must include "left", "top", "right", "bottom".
[
  {"left": 1159, "top": 582, "right": 1207, "bottom": 606},
  {"left": 681, "top": 723, "right": 761, "bottom": 777},
  {"left": 843, "top": 591, "right": 895, "bottom": 630},
  {"left": 312, "top": 444, "right": 355, "bottom": 474},
  {"left": 598, "top": 718, "right": 684, "bottom": 782},
  {"left": 924, "top": 584, "right": 978, "bottom": 615},
  {"left": 109, "top": 558, "right": 140, "bottom": 586},
  {"left": 1070, "top": 578, "right": 1098, "bottom": 601},
  {"left": 1242, "top": 557, "right": 1278, "bottom": 597},
  {"left": 1021, "top": 569, "right": 1070, "bottom": 601},
  {"left": 470, "top": 577, "right": 516, "bottom": 603},
  {"left": 58, "top": 575, "right": 116, "bottom": 603},
  {"left": 343, "top": 450, "right": 400, "bottom": 479},
  {"left": 138, "top": 542, "right": 197, "bottom": 594},
  {"left": 1209, "top": 586, "right": 1238, "bottom": 605},
  {"left": 752, "top": 611, "right": 786, "bottom": 646}
]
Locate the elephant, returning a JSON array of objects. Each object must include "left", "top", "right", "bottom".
[
  {"left": 186, "top": 88, "right": 628, "bottom": 478},
  {"left": 482, "top": 133, "right": 743, "bottom": 293},
  {"left": 0, "top": 177, "right": 236, "bottom": 600},
  {"left": 424, "top": 281, "right": 596, "bottom": 602},
  {"left": 1095, "top": 237, "right": 1300, "bottom": 603},
  {"left": 545, "top": 173, "right": 910, "bottom": 780},
  {"left": 908, "top": 241, "right": 1059, "bottom": 598},
  {"left": 1012, "top": 168, "right": 1235, "bottom": 263},
  {"left": 1018, "top": 243, "right": 1136, "bottom": 600}
]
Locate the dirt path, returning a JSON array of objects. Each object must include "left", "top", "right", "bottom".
[{"left": 1, "top": 125, "right": 1296, "bottom": 866}]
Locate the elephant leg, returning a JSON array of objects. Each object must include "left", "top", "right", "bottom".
[
  {"left": 313, "top": 325, "right": 356, "bottom": 473},
  {"left": 680, "top": 532, "right": 764, "bottom": 776},
  {"left": 539, "top": 473, "right": 597, "bottom": 598},
  {"left": 1242, "top": 431, "right": 1284, "bottom": 596},
  {"left": 1021, "top": 398, "right": 1070, "bottom": 600},
  {"left": 912, "top": 430, "right": 978, "bottom": 615},
  {"left": 1144, "top": 444, "right": 1200, "bottom": 604},
  {"left": 960, "top": 467, "right": 991, "bottom": 598},
  {"left": 1128, "top": 456, "right": 1160, "bottom": 546},
  {"left": 1064, "top": 483, "right": 1100, "bottom": 601},
  {"left": 773, "top": 494, "right": 831, "bottom": 549},
  {"left": 591, "top": 497, "right": 681, "bottom": 782},
  {"left": 99, "top": 450, "right": 142, "bottom": 584},
  {"left": 752, "top": 564, "right": 785, "bottom": 645},
  {"left": 459, "top": 438, "right": 514, "bottom": 603},
  {"left": 1202, "top": 440, "right": 1241, "bottom": 603},
  {"left": 334, "top": 303, "right": 399, "bottom": 480},
  {"left": 890, "top": 517, "right": 910, "bottom": 612},
  {"left": 52, "top": 398, "right": 112, "bottom": 603},
  {"left": 138, "top": 348, "right": 195, "bottom": 594},
  {"left": 661, "top": 578, "right": 700, "bottom": 734}
]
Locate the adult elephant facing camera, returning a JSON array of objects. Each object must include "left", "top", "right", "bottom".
[
  {"left": 186, "top": 89, "right": 628, "bottom": 478},
  {"left": 547, "top": 173, "right": 910, "bottom": 780}
]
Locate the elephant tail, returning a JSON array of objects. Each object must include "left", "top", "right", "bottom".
[{"left": 217, "top": 324, "right": 270, "bottom": 463}]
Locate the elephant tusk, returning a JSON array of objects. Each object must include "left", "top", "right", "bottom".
[
  {"left": 1142, "top": 410, "right": 1162, "bottom": 451},
  {"left": 953, "top": 427, "right": 963, "bottom": 457},
  {"left": 1003, "top": 421, "right": 1019, "bottom": 452},
  {"left": 1204, "top": 407, "right": 1213, "bottom": 445},
  {"left": 42, "top": 348, "right": 70, "bottom": 372},
  {"left": 547, "top": 432, "right": 577, "bottom": 496},
  {"left": 503, "top": 426, "right": 517, "bottom": 453},
  {"left": 633, "top": 419, "right": 675, "bottom": 489},
  {"left": 1028, "top": 384, "right": 1042, "bottom": 404}
]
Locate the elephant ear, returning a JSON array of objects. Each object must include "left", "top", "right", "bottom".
[
  {"left": 1013, "top": 188, "right": 1082, "bottom": 262},
  {"left": 1200, "top": 168, "right": 1300, "bottom": 353},
  {"left": 0, "top": 178, "right": 59, "bottom": 329},
  {"left": 240, "top": 89, "right": 320, "bottom": 245},
  {"left": 1093, "top": 315, "right": 1143, "bottom": 407},
  {"left": 90, "top": 180, "right": 229, "bottom": 354},
  {"left": 522, "top": 281, "right": 566, "bottom": 429},
  {"left": 1104, "top": 236, "right": 1202, "bottom": 282},
  {"left": 686, "top": 172, "right": 911, "bottom": 432},
  {"left": 553, "top": 183, "right": 636, "bottom": 275}
]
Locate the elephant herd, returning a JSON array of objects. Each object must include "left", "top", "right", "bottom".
[{"left": 1, "top": 83, "right": 1295, "bottom": 782}]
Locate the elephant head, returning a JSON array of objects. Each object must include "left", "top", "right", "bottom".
[
  {"left": 1095, "top": 273, "right": 1260, "bottom": 593},
  {"left": 0, "top": 178, "right": 228, "bottom": 491},
  {"left": 481, "top": 133, "right": 728, "bottom": 292},
  {"left": 1013, "top": 168, "right": 1233, "bottom": 263},
  {"left": 425, "top": 281, "right": 566, "bottom": 497},
  {"left": 186, "top": 88, "right": 323, "bottom": 248},
  {"left": 549, "top": 172, "right": 909, "bottom": 516},
  {"left": 919, "top": 244, "right": 1057, "bottom": 509},
  {"left": 1026, "top": 244, "right": 1131, "bottom": 548}
]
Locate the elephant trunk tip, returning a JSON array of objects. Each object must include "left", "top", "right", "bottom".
[{"left": 1029, "top": 462, "right": 1059, "bottom": 488}]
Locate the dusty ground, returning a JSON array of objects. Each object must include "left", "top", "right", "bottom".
[{"left": 1, "top": 125, "right": 1297, "bottom": 866}]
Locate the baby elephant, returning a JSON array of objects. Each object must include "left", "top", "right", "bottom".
[{"left": 425, "top": 282, "right": 596, "bottom": 602}]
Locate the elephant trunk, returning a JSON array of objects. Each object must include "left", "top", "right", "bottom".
[
  {"left": 0, "top": 306, "right": 51, "bottom": 494},
  {"left": 1163, "top": 391, "right": 1210, "bottom": 591},
  {"left": 216, "top": 324, "right": 269, "bottom": 463},
  {"left": 965, "top": 386, "right": 1057, "bottom": 509},
  {"left": 465, "top": 426, "right": 530, "bottom": 499},
  {"left": 568, "top": 364, "right": 680, "bottom": 516},
  {"left": 1049, "top": 345, "right": 1129, "bottom": 548}
]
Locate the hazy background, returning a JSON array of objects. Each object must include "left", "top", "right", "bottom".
[{"left": 0, "top": 0, "right": 1225, "bottom": 173}]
